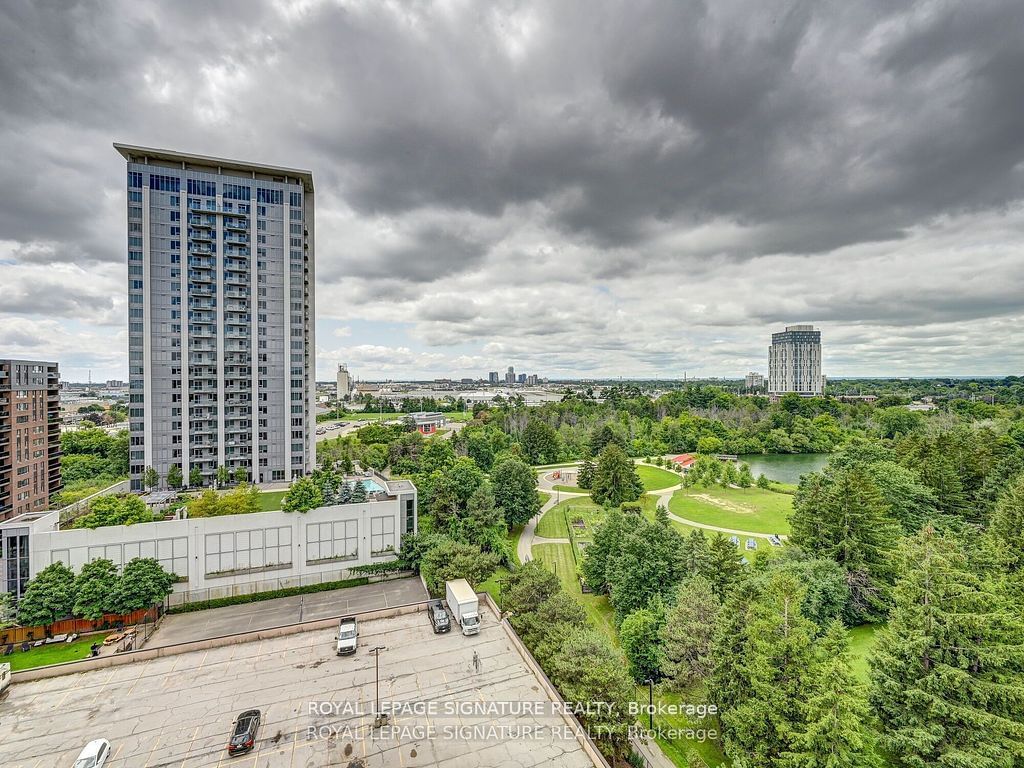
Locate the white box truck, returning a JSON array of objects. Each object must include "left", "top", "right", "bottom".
[{"left": 445, "top": 579, "right": 480, "bottom": 636}]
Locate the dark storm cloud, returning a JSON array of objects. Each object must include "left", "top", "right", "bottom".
[{"left": 1, "top": 0, "right": 1023, "bottom": 377}]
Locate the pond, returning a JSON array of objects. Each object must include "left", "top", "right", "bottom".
[{"left": 737, "top": 453, "right": 829, "bottom": 485}]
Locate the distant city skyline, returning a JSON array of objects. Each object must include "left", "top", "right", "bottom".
[{"left": 3, "top": 3, "right": 1024, "bottom": 382}]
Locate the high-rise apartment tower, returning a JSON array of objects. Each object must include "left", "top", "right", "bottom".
[
  {"left": 115, "top": 144, "right": 315, "bottom": 490},
  {"left": 768, "top": 325, "right": 823, "bottom": 397}
]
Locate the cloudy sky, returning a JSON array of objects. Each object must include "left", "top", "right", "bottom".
[{"left": 1, "top": 0, "right": 1023, "bottom": 382}]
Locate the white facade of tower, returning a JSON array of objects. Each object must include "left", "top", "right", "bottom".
[{"left": 768, "top": 325, "right": 822, "bottom": 396}]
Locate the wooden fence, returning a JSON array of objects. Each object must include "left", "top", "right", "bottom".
[{"left": 0, "top": 605, "right": 158, "bottom": 647}]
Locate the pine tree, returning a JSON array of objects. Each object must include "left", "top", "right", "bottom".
[
  {"left": 706, "top": 532, "right": 744, "bottom": 598},
  {"left": 591, "top": 443, "right": 644, "bottom": 507},
  {"left": 577, "top": 459, "right": 596, "bottom": 490},
  {"left": 661, "top": 575, "right": 720, "bottom": 688},
  {"left": 790, "top": 467, "right": 898, "bottom": 622},
  {"left": 869, "top": 526, "right": 1024, "bottom": 767},
  {"left": 990, "top": 473, "right": 1024, "bottom": 571},
  {"left": 718, "top": 572, "right": 820, "bottom": 765},
  {"left": 784, "top": 620, "right": 880, "bottom": 768}
]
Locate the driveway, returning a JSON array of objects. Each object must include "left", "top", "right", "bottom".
[{"left": 147, "top": 576, "right": 428, "bottom": 647}]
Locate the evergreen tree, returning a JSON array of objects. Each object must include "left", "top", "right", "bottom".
[
  {"left": 784, "top": 620, "right": 881, "bottom": 768},
  {"left": 790, "top": 467, "right": 898, "bottom": 622},
  {"left": 661, "top": 575, "right": 720, "bottom": 688},
  {"left": 706, "top": 532, "right": 744, "bottom": 598},
  {"left": 521, "top": 418, "right": 561, "bottom": 464},
  {"left": 990, "top": 473, "right": 1024, "bottom": 571},
  {"left": 577, "top": 459, "right": 596, "bottom": 490},
  {"left": 680, "top": 529, "right": 713, "bottom": 576},
  {"left": 581, "top": 508, "right": 628, "bottom": 592},
  {"left": 717, "top": 573, "right": 820, "bottom": 766},
  {"left": 869, "top": 526, "right": 1024, "bottom": 768},
  {"left": 350, "top": 480, "right": 368, "bottom": 503},
  {"left": 591, "top": 443, "right": 644, "bottom": 507}
]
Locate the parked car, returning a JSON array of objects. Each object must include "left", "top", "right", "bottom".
[
  {"left": 73, "top": 740, "right": 111, "bottom": 768},
  {"left": 316, "top": 428, "right": 326, "bottom": 435},
  {"left": 227, "top": 709, "right": 261, "bottom": 755},
  {"left": 427, "top": 600, "right": 451, "bottom": 633},
  {"left": 336, "top": 616, "right": 358, "bottom": 655}
]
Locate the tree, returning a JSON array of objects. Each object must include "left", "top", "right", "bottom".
[
  {"left": 187, "top": 489, "right": 223, "bottom": 518},
  {"left": 716, "top": 573, "right": 820, "bottom": 766},
  {"left": 706, "top": 533, "right": 743, "bottom": 598},
  {"left": 661, "top": 576, "right": 720, "bottom": 688},
  {"left": 720, "top": 461, "right": 739, "bottom": 487},
  {"left": 220, "top": 484, "right": 261, "bottom": 516},
  {"left": 0, "top": 590, "right": 15, "bottom": 629},
  {"left": 491, "top": 457, "right": 540, "bottom": 528},
  {"left": 757, "top": 473, "right": 771, "bottom": 489},
  {"left": 790, "top": 467, "right": 898, "bottom": 623},
  {"left": 16, "top": 562, "right": 75, "bottom": 628},
  {"left": 606, "top": 517, "right": 685, "bottom": 621},
  {"left": 869, "top": 526, "right": 1024, "bottom": 767},
  {"left": 521, "top": 418, "right": 561, "bottom": 464},
  {"left": 550, "top": 628, "right": 635, "bottom": 755},
  {"left": 737, "top": 463, "right": 754, "bottom": 488},
  {"left": 216, "top": 465, "right": 230, "bottom": 487},
  {"left": 419, "top": 537, "right": 500, "bottom": 596},
  {"left": 72, "top": 558, "right": 119, "bottom": 620},
  {"left": 233, "top": 466, "right": 248, "bottom": 484},
  {"left": 515, "top": 591, "right": 588, "bottom": 667},
  {"left": 785, "top": 620, "right": 881, "bottom": 768},
  {"left": 189, "top": 466, "right": 203, "bottom": 488},
  {"left": 166, "top": 464, "right": 183, "bottom": 490},
  {"left": 350, "top": 480, "right": 368, "bottom": 504},
  {"left": 620, "top": 607, "right": 665, "bottom": 683},
  {"left": 990, "top": 472, "right": 1024, "bottom": 570},
  {"left": 590, "top": 424, "right": 626, "bottom": 456},
  {"left": 73, "top": 494, "right": 151, "bottom": 529},
  {"left": 590, "top": 444, "right": 643, "bottom": 507},
  {"left": 430, "top": 457, "right": 486, "bottom": 526},
  {"left": 143, "top": 465, "right": 159, "bottom": 491},
  {"left": 502, "top": 560, "right": 561, "bottom": 617},
  {"left": 420, "top": 437, "right": 456, "bottom": 474},
  {"left": 282, "top": 477, "right": 323, "bottom": 513},
  {"left": 459, "top": 482, "right": 506, "bottom": 552},
  {"left": 109, "top": 558, "right": 176, "bottom": 614},
  {"left": 577, "top": 459, "right": 596, "bottom": 490}
]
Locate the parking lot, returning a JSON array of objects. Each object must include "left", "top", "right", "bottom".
[
  {"left": 0, "top": 606, "right": 600, "bottom": 767},
  {"left": 148, "top": 577, "right": 428, "bottom": 647}
]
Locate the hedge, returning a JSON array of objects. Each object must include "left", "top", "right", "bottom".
[{"left": 167, "top": 576, "right": 370, "bottom": 614}]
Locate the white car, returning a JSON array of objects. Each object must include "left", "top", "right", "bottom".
[{"left": 73, "top": 740, "right": 111, "bottom": 768}]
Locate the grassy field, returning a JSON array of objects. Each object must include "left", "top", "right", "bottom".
[
  {"left": 506, "top": 525, "right": 524, "bottom": 565},
  {"left": 536, "top": 507, "right": 571, "bottom": 539},
  {"left": 532, "top": 542, "right": 618, "bottom": 642},
  {"left": 479, "top": 565, "right": 510, "bottom": 605},
  {"left": 5, "top": 634, "right": 111, "bottom": 671},
  {"left": 551, "top": 484, "right": 587, "bottom": 494},
  {"left": 668, "top": 486, "right": 792, "bottom": 535},
  {"left": 537, "top": 491, "right": 551, "bottom": 507},
  {"left": 636, "top": 464, "right": 683, "bottom": 491},
  {"left": 255, "top": 489, "right": 288, "bottom": 512},
  {"left": 847, "top": 623, "right": 882, "bottom": 685}
]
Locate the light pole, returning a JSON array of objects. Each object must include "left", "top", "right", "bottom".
[
  {"left": 370, "top": 646, "right": 387, "bottom": 727},
  {"left": 644, "top": 678, "right": 654, "bottom": 732}
]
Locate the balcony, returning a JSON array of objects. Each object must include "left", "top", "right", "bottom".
[
  {"left": 189, "top": 243, "right": 214, "bottom": 255},
  {"left": 223, "top": 217, "right": 248, "bottom": 231},
  {"left": 189, "top": 229, "right": 213, "bottom": 242}
]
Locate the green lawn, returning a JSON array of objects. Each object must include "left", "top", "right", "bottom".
[
  {"left": 537, "top": 491, "right": 551, "bottom": 507},
  {"left": 533, "top": 542, "right": 618, "bottom": 642},
  {"left": 255, "top": 489, "right": 288, "bottom": 512},
  {"left": 5, "top": 634, "right": 111, "bottom": 671},
  {"left": 847, "top": 624, "right": 883, "bottom": 685},
  {"left": 646, "top": 686, "right": 731, "bottom": 768},
  {"left": 536, "top": 507, "right": 571, "bottom": 539},
  {"left": 636, "top": 464, "right": 683, "bottom": 491},
  {"left": 479, "top": 566, "right": 510, "bottom": 605},
  {"left": 668, "top": 486, "right": 792, "bottom": 535},
  {"left": 506, "top": 525, "right": 524, "bottom": 565},
  {"left": 552, "top": 484, "right": 587, "bottom": 494}
]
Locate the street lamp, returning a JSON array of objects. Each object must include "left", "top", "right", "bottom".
[
  {"left": 370, "top": 646, "right": 388, "bottom": 727},
  {"left": 643, "top": 678, "right": 654, "bottom": 732}
]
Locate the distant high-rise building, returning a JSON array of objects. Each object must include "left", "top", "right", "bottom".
[
  {"left": 526, "top": 374, "right": 539, "bottom": 386},
  {"left": 116, "top": 144, "right": 316, "bottom": 490},
  {"left": 337, "top": 363, "right": 351, "bottom": 401},
  {"left": 744, "top": 372, "right": 764, "bottom": 391},
  {"left": 517, "top": 373, "right": 527, "bottom": 384},
  {"left": 488, "top": 371, "right": 499, "bottom": 385},
  {"left": 0, "top": 359, "right": 61, "bottom": 521},
  {"left": 505, "top": 366, "right": 515, "bottom": 385},
  {"left": 768, "top": 325, "right": 823, "bottom": 397}
]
